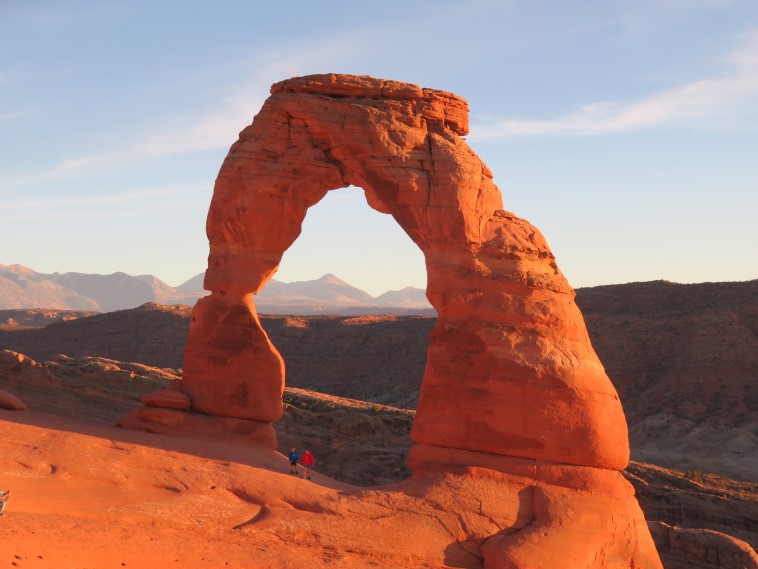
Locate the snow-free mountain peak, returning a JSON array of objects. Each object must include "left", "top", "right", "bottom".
[{"left": 0, "top": 264, "right": 433, "bottom": 314}]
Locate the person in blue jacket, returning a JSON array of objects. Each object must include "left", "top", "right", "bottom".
[{"left": 288, "top": 448, "right": 299, "bottom": 475}]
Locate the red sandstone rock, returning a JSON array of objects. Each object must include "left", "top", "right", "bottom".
[
  {"left": 648, "top": 521, "right": 758, "bottom": 569},
  {"left": 191, "top": 73, "right": 627, "bottom": 469},
  {"left": 0, "top": 389, "right": 26, "bottom": 410},
  {"left": 182, "top": 292, "right": 284, "bottom": 422},
  {"left": 117, "top": 407, "right": 276, "bottom": 450},
  {"left": 141, "top": 388, "right": 190, "bottom": 410},
  {"left": 409, "top": 444, "right": 659, "bottom": 568},
  {"left": 180, "top": 73, "right": 659, "bottom": 568},
  {"left": 0, "top": 350, "right": 26, "bottom": 366}
]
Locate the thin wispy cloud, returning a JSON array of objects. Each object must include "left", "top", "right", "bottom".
[
  {"left": 39, "top": 30, "right": 373, "bottom": 179},
  {"left": 2, "top": 185, "right": 207, "bottom": 212},
  {"left": 0, "top": 31, "right": 372, "bottom": 192},
  {"left": 0, "top": 110, "right": 28, "bottom": 121},
  {"left": 471, "top": 31, "right": 758, "bottom": 139},
  {"left": 130, "top": 91, "right": 265, "bottom": 158},
  {"left": 40, "top": 93, "right": 263, "bottom": 178}
]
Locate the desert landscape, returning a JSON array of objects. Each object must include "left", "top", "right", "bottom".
[
  {"left": 1, "top": 72, "right": 756, "bottom": 569},
  {"left": 1, "top": 340, "right": 756, "bottom": 568}
]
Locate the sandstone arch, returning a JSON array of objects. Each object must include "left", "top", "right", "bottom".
[
  {"left": 183, "top": 74, "right": 629, "bottom": 470},
  {"left": 119, "top": 74, "right": 663, "bottom": 568}
]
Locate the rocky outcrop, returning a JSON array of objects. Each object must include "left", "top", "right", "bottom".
[
  {"left": 649, "top": 522, "right": 758, "bottom": 569},
  {"left": 172, "top": 74, "right": 660, "bottom": 567},
  {"left": 0, "top": 308, "right": 97, "bottom": 328},
  {"left": 117, "top": 406, "right": 277, "bottom": 450},
  {"left": 623, "top": 461, "right": 758, "bottom": 552},
  {"left": 0, "top": 388, "right": 26, "bottom": 410},
  {"left": 140, "top": 388, "right": 191, "bottom": 410},
  {"left": 0, "top": 303, "right": 193, "bottom": 370},
  {"left": 576, "top": 280, "right": 758, "bottom": 481},
  {"left": 0, "top": 349, "right": 176, "bottom": 422},
  {"left": 188, "top": 73, "right": 629, "bottom": 466}
]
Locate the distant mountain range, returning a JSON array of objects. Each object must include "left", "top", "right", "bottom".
[{"left": 0, "top": 263, "right": 433, "bottom": 314}]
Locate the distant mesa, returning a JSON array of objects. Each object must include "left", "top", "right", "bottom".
[{"left": 122, "top": 73, "right": 663, "bottom": 567}]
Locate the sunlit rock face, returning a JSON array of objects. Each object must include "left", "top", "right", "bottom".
[
  {"left": 189, "top": 73, "right": 626, "bottom": 468},
  {"left": 182, "top": 73, "right": 662, "bottom": 568}
]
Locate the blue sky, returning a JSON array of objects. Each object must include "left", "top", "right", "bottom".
[{"left": 1, "top": 1, "right": 756, "bottom": 296}]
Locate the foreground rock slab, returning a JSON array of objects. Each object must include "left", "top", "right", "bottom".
[{"left": 0, "top": 412, "right": 656, "bottom": 569}]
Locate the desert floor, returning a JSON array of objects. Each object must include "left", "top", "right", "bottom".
[{"left": 1, "top": 409, "right": 516, "bottom": 569}]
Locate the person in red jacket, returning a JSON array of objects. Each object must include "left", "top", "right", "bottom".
[{"left": 300, "top": 449, "right": 315, "bottom": 480}]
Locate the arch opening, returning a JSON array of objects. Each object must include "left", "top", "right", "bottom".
[
  {"left": 259, "top": 183, "right": 432, "bottom": 403},
  {"left": 271, "top": 186, "right": 428, "bottom": 300},
  {"left": 256, "top": 184, "right": 432, "bottom": 485}
]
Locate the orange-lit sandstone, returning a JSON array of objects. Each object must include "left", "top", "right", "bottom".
[{"left": 113, "top": 74, "right": 666, "bottom": 567}]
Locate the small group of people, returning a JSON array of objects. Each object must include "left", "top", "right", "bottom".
[
  {"left": 287, "top": 447, "right": 315, "bottom": 480},
  {"left": 0, "top": 490, "right": 10, "bottom": 515}
]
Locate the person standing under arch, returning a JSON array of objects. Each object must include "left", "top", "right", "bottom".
[
  {"left": 288, "top": 448, "right": 299, "bottom": 475},
  {"left": 301, "top": 449, "right": 315, "bottom": 480}
]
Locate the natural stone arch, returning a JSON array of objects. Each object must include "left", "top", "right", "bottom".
[
  {"left": 115, "top": 74, "right": 663, "bottom": 568},
  {"left": 182, "top": 74, "right": 628, "bottom": 471}
]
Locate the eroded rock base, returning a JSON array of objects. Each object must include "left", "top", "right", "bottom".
[
  {"left": 117, "top": 406, "right": 277, "bottom": 451},
  {"left": 410, "top": 444, "right": 660, "bottom": 569}
]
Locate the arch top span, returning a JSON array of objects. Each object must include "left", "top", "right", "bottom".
[{"left": 270, "top": 73, "right": 470, "bottom": 136}]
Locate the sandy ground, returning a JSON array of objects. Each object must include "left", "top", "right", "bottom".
[
  {"left": 2, "top": 411, "right": 323, "bottom": 568},
  {"left": 1, "top": 409, "right": 520, "bottom": 569}
]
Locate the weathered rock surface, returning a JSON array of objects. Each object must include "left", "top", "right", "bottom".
[
  {"left": 577, "top": 280, "right": 758, "bottom": 481},
  {"left": 4, "top": 289, "right": 755, "bottom": 481},
  {"left": 174, "top": 73, "right": 656, "bottom": 567},
  {"left": 0, "top": 349, "right": 178, "bottom": 423},
  {"left": 0, "top": 302, "right": 193, "bottom": 370},
  {"left": 0, "top": 308, "right": 97, "bottom": 328},
  {"left": 0, "top": 388, "right": 26, "bottom": 410},
  {"left": 140, "top": 388, "right": 190, "bottom": 410},
  {"left": 117, "top": 407, "right": 277, "bottom": 450},
  {"left": 648, "top": 522, "right": 758, "bottom": 569},
  {"left": 190, "top": 73, "right": 630, "bottom": 466},
  {"left": 183, "top": 293, "right": 284, "bottom": 421},
  {"left": 623, "top": 462, "right": 758, "bottom": 552}
]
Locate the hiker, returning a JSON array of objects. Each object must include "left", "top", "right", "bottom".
[
  {"left": 0, "top": 490, "right": 10, "bottom": 515},
  {"left": 288, "top": 447, "right": 299, "bottom": 475},
  {"left": 301, "top": 449, "right": 315, "bottom": 480}
]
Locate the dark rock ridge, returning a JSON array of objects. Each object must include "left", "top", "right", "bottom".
[
  {"left": 0, "top": 308, "right": 97, "bottom": 329},
  {"left": 576, "top": 279, "right": 758, "bottom": 480},
  {"left": 0, "top": 278, "right": 756, "bottom": 481}
]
